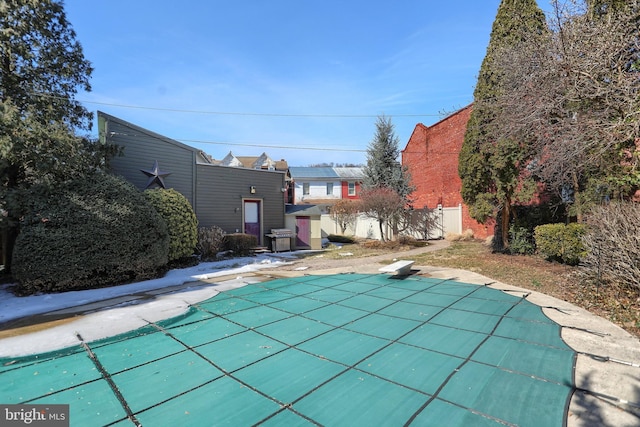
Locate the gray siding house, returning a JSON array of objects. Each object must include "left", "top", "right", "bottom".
[{"left": 99, "top": 111, "right": 286, "bottom": 245}]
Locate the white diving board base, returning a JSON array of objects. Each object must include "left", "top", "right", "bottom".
[{"left": 379, "top": 260, "right": 415, "bottom": 276}]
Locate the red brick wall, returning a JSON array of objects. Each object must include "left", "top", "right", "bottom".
[{"left": 402, "top": 104, "right": 494, "bottom": 239}]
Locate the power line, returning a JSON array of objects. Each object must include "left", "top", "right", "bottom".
[
  {"left": 33, "top": 92, "right": 444, "bottom": 119},
  {"left": 87, "top": 99, "right": 442, "bottom": 118},
  {"left": 178, "top": 138, "right": 367, "bottom": 152},
  {"left": 105, "top": 131, "right": 367, "bottom": 153}
]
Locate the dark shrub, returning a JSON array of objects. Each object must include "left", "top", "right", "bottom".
[
  {"left": 327, "top": 234, "right": 356, "bottom": 244},
  {"left": 224, "top": 233, "right": 257, "bottom": 256},
  {"left": 534, "top": 222, "right": 586, "bottom": 265},
  {"left": 197, "top": 225, "right": 226, "bottom": 260},
  {"left": 493, "top": 203, "right": 565, "bottom": 252},
  {"left": 508, "top": 225, "right": 535, "bottom": 255},
  {"left": 143, "top": 188, "right": 198, "bottom": 261},
  {"left": 12, "top": 173, "right": 169, "bottom": 294}
]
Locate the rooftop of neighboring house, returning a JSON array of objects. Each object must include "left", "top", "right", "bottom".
[
  {"left": 218, "top": 151, "right": 288, "bottom": 172},
  {"left": 289, "top": 166, "right": 364, "bottom": 180},
  {"left": 333, "top": 167, "right": 365, "bottom": 180}
]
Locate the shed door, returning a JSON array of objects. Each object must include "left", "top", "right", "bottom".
[
  {"left": 296, "top": 216, "right": 311, "bottom": 248},
  {"left": 244, "top": 200, "right": 261, "bottom": 244}
]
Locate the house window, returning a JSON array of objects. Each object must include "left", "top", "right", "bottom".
[
  {"left": 303, "top": 183, "right": 310, "bottom": 195},
  {"left": 348, "top": 182, "right": 356, "bottom": 196},
  {"left": 326, "top": 182, "right": 333, "bottom": 195}
]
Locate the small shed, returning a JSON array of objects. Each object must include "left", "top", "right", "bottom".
[{"left": 285, "top": 204, "right": 323, "bottom": 250}]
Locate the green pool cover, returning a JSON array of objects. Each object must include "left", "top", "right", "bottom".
[{"left": 0, "top": 274, "right": 576, "bottom": 426}]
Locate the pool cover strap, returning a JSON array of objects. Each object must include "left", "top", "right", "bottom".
[{"left": 76, "top": 333, "right": 142, "bottom": 427}]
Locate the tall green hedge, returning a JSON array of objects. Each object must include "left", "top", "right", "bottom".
[
  {"left": 143, "top": 188, "right": 198, "bottom": 262},
  {"left": 12, "top": 173, "right": 169, "bottom": 294},
  {"left": 534, "top": 223, "right": 586, "bottom": 265}
]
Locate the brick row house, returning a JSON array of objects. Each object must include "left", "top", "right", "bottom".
[
  {"left": 402, "top": 104, "right": 495, "bottom": 239},
  {"left": 218, "top": 151, "right": 289, "bottom": 173}
]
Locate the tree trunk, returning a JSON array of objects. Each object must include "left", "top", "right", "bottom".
[
  {"left": 378, "top": 220, "right": 386, "bottom": 241},
  {"left": 572, "top": 172, "right": 582, "bottom": 223},
  {"left": 2, "top": 163, "right": 23, "bottom": 274},
  {"left": 501, "top": 202, "right": 511, "bottom": 249},
  {"left": 1, "top": 226, "right": 17, "bottom": 274}
]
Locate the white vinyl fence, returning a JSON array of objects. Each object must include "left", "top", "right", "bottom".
[
  {"left": 321, "top": 204, "right": 463, "bottom": 240},
  {"left": 441, "top": 205, "right": 463, "bottom": 237}
]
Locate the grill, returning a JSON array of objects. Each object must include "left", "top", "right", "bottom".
[{"left": 265, "top": 228, "right": 294, "bottom": 252}]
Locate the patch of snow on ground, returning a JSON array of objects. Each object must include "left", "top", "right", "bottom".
[{"left": 0, "top": 253, "right": 294, "bottom": 329}]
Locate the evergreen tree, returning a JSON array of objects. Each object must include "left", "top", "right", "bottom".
[
  {"left": 588, "top": 0, "right": 630, "bottom": 17},
  {"left": 362, "top": 115, "right": 414, "bottom": 241},
  {"left": 363, "top": 115, "right": 413, "bottom": 202},
  {"left": 0, "top": 0, "right": 93, "bottom": 127},
  {"left": 458, "top": 0, "right": 547, "bottom": 250},
  {"left": 0, "top": 0, "right": 96, "bottom": 271},
  {"left": 490, "top": 0, "right": 640, "bottom": 222}
]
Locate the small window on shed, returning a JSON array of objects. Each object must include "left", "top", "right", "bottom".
[
  {"left": 348, "top": 182, "right": 356, "bottom": 196},
  {"left": 303, "top": 182, "right": 310, "bottom": 195}
]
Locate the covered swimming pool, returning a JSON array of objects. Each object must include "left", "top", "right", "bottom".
[{"left": 0, "top": 273, "right": 576, "bottom": 426}]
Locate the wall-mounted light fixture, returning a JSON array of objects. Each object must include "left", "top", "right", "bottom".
[{"left": 250, "top": 186, "right": 256, "bottom": 194}]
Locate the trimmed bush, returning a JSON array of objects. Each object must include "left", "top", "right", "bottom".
[
  {"left": 534, "top": 223, "right": 564, "bottom": 260},
  {"left": 534, "top": 222, "right": 586, "bottom": 265},
  {"left": 445, "top": 229, "right": 474, "bottom": 242},
  {"left": 398, "top": 235, "right": 429, "bottom": 247},
  {"left": 564, "top": 223, "right": 588, "bottom": 264},
  {"left": 143, "top": 188, "right": 198, "bottom": 261},
  {"left": 197, "top": 225, "right": 226, "bottom": 260},
  {"left": 327, "top": 234, "right": 356, "bottom": 244},
  {"left": 361, "top": 239, "right": 401, "bottom": 250},
  {"left": 12, "top": 173, "right": 169, "bottom": 294},
  {"left": 224, "top": 233, "right": 257, "bottom": 256}
]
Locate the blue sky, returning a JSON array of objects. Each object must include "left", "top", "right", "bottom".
[{"left": 64, "top": 0, "right": 545, "bottom": 166}]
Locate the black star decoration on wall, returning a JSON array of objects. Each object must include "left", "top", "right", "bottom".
[{"left": 141, "top": 160, "right": 171, "bottom": 189}]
